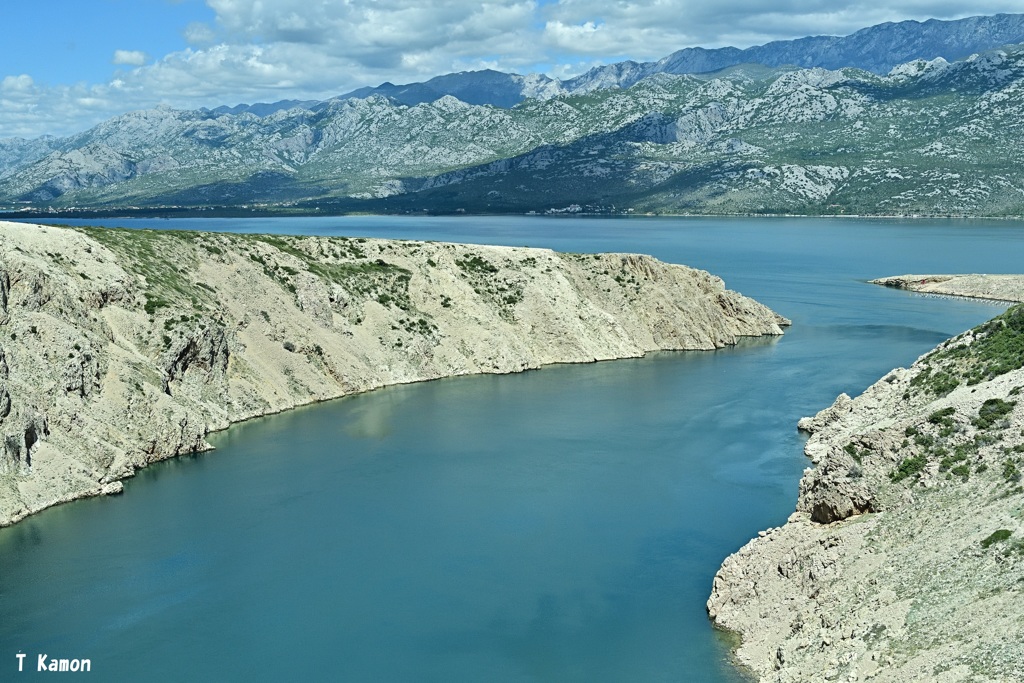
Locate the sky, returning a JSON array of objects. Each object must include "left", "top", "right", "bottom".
[{"left": 2, "top": 0, "right": 1021, "bottom": 139}]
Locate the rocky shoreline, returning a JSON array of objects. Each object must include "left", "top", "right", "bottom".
[
  {"left": 709, "top": 278, "right": 1024, "bottom": 682},
  {"left": 0, "top": 221, "right": 788, "bottom": 526},
  {"left": 871, "top": 274, "right": 1024, "bottom": 303}
]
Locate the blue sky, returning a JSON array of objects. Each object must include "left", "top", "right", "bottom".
[
  {"left": 2, "top": 1, "right": 1022, "bottom": 139},
  {"left": 3, "top": 1, "right": 213, "bottom": 87}
]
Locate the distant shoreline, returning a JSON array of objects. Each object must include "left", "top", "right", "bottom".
[{"left": 4, "top": 208, "right": 1024, "bottom": 222}]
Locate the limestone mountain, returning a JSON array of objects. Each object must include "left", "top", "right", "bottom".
[
  {"left": 220, "top": 13, "right": 1024, "bottom": 112},
  {"left": 564, "top": 12, "right": 1024, "bottom": 94},
  {"left": 4, "top": 15, "right": 1024, "bottom": 216}
]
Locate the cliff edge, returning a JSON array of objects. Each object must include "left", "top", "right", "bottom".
[
  {"left": 708, "top": 293, "right": 1024, "bottom": 681},
  {"left": 0, "top": 221, "right": 787, "bottom": 526}
]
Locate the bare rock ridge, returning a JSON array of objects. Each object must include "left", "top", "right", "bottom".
[
  {"left": 872, "top": 274, "right": 1024, "bottom": 303},
  {"left": 0, "top": 221, "right": 788, "bottom": 526},
  {"left": 709, "top": 281, "right": 1024, "bottom": 682}
]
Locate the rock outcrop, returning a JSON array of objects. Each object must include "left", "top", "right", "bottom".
[
  {"left": 0, "top": 221, "right": 788, "bottom": 526},
  {"left": 709, "top": 295, "right": 1024, "bottom": 682}
]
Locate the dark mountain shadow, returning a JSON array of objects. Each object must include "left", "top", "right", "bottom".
[
  {"left": 294, "top": 115, "right": 741, "bottom": 214},
  {"left": 147, "top": 171, "right": 333, "bottom": 207}
]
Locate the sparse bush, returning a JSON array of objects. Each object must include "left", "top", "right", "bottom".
[
  {"left": 891, "top": 454, "right": 928, "bottom": 482},
  {"left": 914, "top": 433, "right": 935, "bottom": 448},
  {"left": 981, "top": 529, "right": 1013, "bottom": 549},
  {"left": 455, "top": 255, "right": 498, "bottom": 274},
  {"left": 1003, "top": 460, "right": 1022, "bottom": 483},
  {"left": 974, "top": 398, "right": 1016, "bottom": 430},
  {"left": 844, "top": 442, "right": 871, "bottom": 464}
]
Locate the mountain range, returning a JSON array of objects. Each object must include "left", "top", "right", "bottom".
[
  {"left": 3, "top": 13, "right": 1024, "bottom": 216},
  {"left": 216, "top": 13, "right": 1024, "bottom": 113}
]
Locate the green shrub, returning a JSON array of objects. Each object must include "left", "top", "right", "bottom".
[
  {"left": 1003, "top": 460, "right": 1022, "bottom": 483},
  {"left": 914, "top": 433, "right": 935, "bottom": 448},
  {"left": 455, "top": 255, "right": 499, "bottom": 274},
  {"left": 928, "top": 407, "right": 956, "bottom": 424},
  {"left": 891, "top": 454, "right": 928, "bottom": 482},
  {"left": 950, "top": 464, "right": 970, "bottom": 480},
  {"left": 910, "top": 366, "right": 961, "bottom": 396},
  {"left": 981, "top": 529, "right": 1013, "bottom": 549},
  {"left": 144, "top": 295, "right": 170, "bottom": 315},
  {"left": 844, "top": 442, "right": 871, "bottom": 464},
  {"left": 973, "top": 398, "right": 1016, "bottom": 430}
]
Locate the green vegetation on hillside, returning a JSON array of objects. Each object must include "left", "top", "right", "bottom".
[{"left": 911, "top": 305, "right": 1024, "bottom": 397}]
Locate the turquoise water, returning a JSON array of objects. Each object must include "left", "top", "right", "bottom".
[{"left": 2, "top": 217, "right": 1021, "bottom": 681}]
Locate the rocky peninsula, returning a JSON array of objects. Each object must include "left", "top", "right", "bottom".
[
  {"left": 872, "top": 274, "right": 1024, "bottom": 303},
  {"left": 709, "top": 279, "right": 1024, "bottom": 682},
  {"left": 0, "top": 221, "right": 787, "bottom": 526}
]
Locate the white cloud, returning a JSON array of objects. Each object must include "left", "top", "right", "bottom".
[
  {"left": 542, "top": 0, "right": 1024, "bottom": 53},
  {"left": 184, "top": 21, "right": 217, "bottom": 46},
  {"left": 2, "top": 75, "right": 35, "bottom": 92},
  {"left": 3, "top": 0, "right": 1024, "bottom": 138},
  {"left": 113, "top": 50, "right": 149, "bottom": 66}
]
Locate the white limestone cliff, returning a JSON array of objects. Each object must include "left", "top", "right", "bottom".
[{"left": 0, "top": 221, "right": 787, "bottom": 526}]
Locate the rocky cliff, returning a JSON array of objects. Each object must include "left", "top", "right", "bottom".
[
  {"left": 0, "top": 221, "right": 787, "bottom": 526},
  {"left": 708, "top": 296, "right": 1024, "bottom": 681}
]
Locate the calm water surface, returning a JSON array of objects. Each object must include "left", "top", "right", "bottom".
[{"left": 2, "top": 217, "right": 1021, "bottom": 681}]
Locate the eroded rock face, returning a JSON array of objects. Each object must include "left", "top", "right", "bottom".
[
  {"left": 0, "top": 221, "right": 787, "bottom": 526},
  {"left": 1, "top": 410, "right": 48, "bottom": 474},
  {"left": 799, "top": 475, "right": 876, "bottom": 523},
  {"left": 160, "top": 320, "right": 230, "bottom": 396}
]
